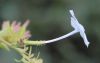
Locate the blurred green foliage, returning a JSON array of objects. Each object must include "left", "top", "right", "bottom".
[{"left": 0, "top": 0, "right": 100, "bottom": 63}]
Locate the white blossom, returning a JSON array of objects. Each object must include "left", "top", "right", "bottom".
[
  {"left": 42, "top": 10, "right": 90, "bottom": 47},
  {"left": 70, "top": 10, "right": 90, "bottom": 47}
]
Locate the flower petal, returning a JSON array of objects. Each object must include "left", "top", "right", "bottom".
[
  {"left": 12, "top": 21, "right": 21, "bottom": 32},
  {"left": 23, "top": 20, "right": 30, "bottom": 28},
  {"left": 2, "top": 21, "right": 10, "bottom": 30},
  {"left": 24, "top": 30, "right": 31, "bottom": 39}
]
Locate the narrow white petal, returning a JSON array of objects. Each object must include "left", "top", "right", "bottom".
[
  {"left": 71, "top": 17, "right": 79, "bottom": 30},
  {"left": 70, "top": 10, "right": 75, "bottom": 17},
  {"left": 80, "top": 32, "right": 90, "bottom": 47}
]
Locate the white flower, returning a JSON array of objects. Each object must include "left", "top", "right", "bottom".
[
  {"left": 70, "top": 10, "right": 90, "bottom": 47},
  {"left": 43, "top": 10, "right": 90, "bottom": 47},
  {"left": 25, "top": 10, "right": 90, "bottom": 47}
]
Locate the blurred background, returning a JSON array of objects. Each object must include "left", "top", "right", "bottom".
[{"left": 0, "top": 0, "right": 100, "bottom": 63}]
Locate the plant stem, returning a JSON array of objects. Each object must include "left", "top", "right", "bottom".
[
  {"left": 24, "top": 30, "right": 78, "bottom": 45},
  {"left": 44, "top": 30, "right": 78, "bottom": 43}
]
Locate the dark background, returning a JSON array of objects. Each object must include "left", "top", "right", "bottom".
[{"left": 0, "top": 0, "right": 100, "bottom": 63}]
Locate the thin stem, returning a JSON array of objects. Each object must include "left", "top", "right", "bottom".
[
  {"left": 44, "top": 30, "right": 78, "bottom": 43},
  {"left": 24, "top": 30, "right": 78, "bottom": 45}
]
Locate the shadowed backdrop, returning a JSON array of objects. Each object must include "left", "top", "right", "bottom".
[{"left": 0, "top": 0, "right": 100, "bottom": 63}]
